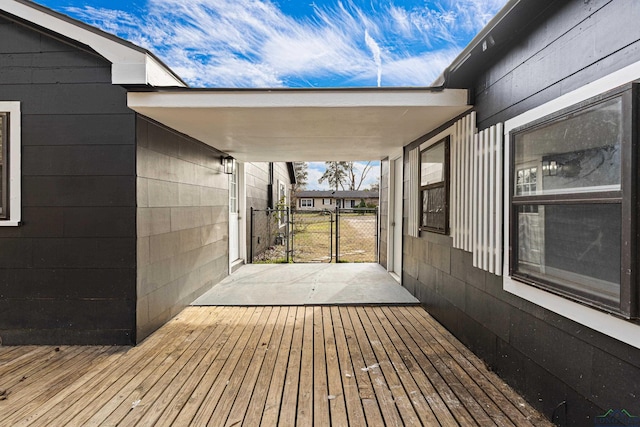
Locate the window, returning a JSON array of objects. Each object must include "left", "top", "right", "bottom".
[
  {"left": 510, "top": 84, "right": 635, "bottom": 317},
  {"left": 323, "top": 198, "right": 332, "bottom": 205},
  {"left": 0, "top": 102, "right": 20, "bottom": 227},
  {"left": 420, "top": 136, "right": 449, "bottom": 233},
  {"left": 300, "top": 199, "right": 313, "bottom": 207}
]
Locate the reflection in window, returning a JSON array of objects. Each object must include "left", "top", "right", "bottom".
[
  {"left": 514, "top": 97, "right": 622, "bottom": 196},
  {"left": 517, "top": 204, "right": 621, "bottom": 304},
  {"left": 510, "top": 89, "right": 630, "bottom": 314}
]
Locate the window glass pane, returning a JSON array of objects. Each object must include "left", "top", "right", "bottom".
[
  {"left": 421, "top": 142, "right": 444, "bottom": 186},
  {"left": 421, "top": 185, "right": 445, "bottom": 231},
  {"left": 514, "top": 97, "right": 622, "bottom": 195},
  {"left": 516, "top": 204, "right": 621, "bottom": 304}
]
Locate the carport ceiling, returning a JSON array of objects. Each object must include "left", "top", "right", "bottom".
[{"left": 127, "top": 88, "right": 471, "bottom": 162}]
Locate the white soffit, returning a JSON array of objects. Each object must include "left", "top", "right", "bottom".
[
  {"left": 127, "top": 89, "right": 471, "bottom": 161},
  {"left": 0, "top": 0, "right": 185, "bottom": 87}
]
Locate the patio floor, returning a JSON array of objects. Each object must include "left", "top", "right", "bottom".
[
  {"left": 0, "top": 306, "right": 551, "bottom": 426},
  {"left": 192, "top": 263, "right": 419, "bottom": 305}
]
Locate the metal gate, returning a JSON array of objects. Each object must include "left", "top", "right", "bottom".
[{"left": 250, "top": 207, "right": 378, "bottom": 263}]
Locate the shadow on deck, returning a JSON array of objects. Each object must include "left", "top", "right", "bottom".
[{"left": 0, "top": 306, "right": 552, "bottom": 426}]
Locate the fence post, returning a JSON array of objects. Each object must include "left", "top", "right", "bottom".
[
  {"left": 375, "top": 206, "right": 379, "bottom": 263},
  {"left": 335, "top": 206, "right": 339, "bottom": 263},
  {"left": 250, "top": 207, "right": 254, "bottom": 263},
  {"left": 286, "top": 207, "right": 290, "bottom": 263}
]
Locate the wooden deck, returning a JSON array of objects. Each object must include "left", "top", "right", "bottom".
[{"left": 0, "top": 306, "right": 551, "bottom": 426}]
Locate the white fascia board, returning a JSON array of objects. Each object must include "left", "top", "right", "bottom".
[
  {"left": 127, "top": 88, "right": 468, "bottom": 109},
  {"left": 1, "top": 0, "right": 184, "bottom": 87}
]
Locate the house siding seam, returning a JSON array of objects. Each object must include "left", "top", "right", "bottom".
[
  {"left": 0, "top": 15, "right": 136, "bottom": 345},
  {"left": 404, "top": 1, "right": 640, "bottom": 424},
  {"left": 136, "top": 116, "right": 229, "bottom": 343}
]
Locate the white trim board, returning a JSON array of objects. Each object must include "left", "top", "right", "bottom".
[
  {"left": 0, "top": 101, "right": 21, "bottom": 227},
  {"left": 502, "top": 60, "right": 640, "bottom": 350}
]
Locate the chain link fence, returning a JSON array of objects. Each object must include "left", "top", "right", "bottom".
[
  {"left": 336, "top": 208, "right": 378, "bottom": 263},
  {"left": 250, "top": 207, "right": 378, "bottom": 263},
  {"left": 250, "top": 208, "right": 291, "bottom": 263},
  {"left": 290, "top": 210, "right": 333, "bottom": 263}
]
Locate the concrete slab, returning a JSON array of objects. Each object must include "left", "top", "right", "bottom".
[{"left": 191, "top": 263, "right": 420, "bottom": 306}]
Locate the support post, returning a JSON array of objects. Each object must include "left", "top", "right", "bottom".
[
  {"left": 249, "top": 207, "right": 254, "bottom": 263},
  {"left": 335, "top": 206, "right": 340, "bottom": 263}
]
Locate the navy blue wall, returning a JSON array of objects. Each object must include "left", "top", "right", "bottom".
[
  {"left": 0, "top": 14, "right": 136, "bottom": 344},
  {"left": 404, "top": 1, "right": 640, "bottom": 425}
]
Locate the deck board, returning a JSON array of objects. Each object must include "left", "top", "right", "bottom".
[{"left": 0, "top": 305, "right": 552, "bottom": 426}]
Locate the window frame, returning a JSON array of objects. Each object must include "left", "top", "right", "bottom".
[
  {"left": 508, "top": 84, "right": 637, "bottom": 318},
  {"left": 0, "top": 102, "right": 20, "bottom": 227},
  {"left": 0, "top": 112, "right": 7, "bottom": 220},
  {"left": 419, "top": 136, "right": 450, "bottom": 234},
  {"left": 300, "top": 199, "right": 313, "bottom": 207}
]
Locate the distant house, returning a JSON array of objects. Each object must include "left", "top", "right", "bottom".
[{"left": 294, "top": 190, "right": 378, "bottom": 210}]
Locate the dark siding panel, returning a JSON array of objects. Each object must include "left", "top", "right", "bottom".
[
  {"left": 0, "top": 268, "right": 135, "bottom": 299},
  {"left": 0, "top": 298, "right": 134, "bottom": 330},
  {"left": 22, "top": 114, "right": 135, "bottom": 146},
  {"left": 0, "top": 83, "right": 130, "bottom": 115},
  {"left": 0, "top": 18, "right": 136, "bottom": 344},
  {"left": 22, "top": 176, "right": 135, "bottom": 207},
  {"left": 475, "top": 1, "right": 640, "bottom": 128},
  {"left": 32, "top": 238, "right": 136, "bottom": 269},
  {"left": 22, "top": 146, "right": 135, "bottom": 176},
  {"left": 62, "top": 207, "right": 136, "bottom": 237}
]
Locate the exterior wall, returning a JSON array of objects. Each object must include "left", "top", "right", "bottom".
[
  {"left": 244, "top": 162, "right": 290, "bottom": 260},
  {"left": 404, "top": 1, "right": 640, "bottom": 424},
  {"left": 0, "top": 16, "right": 136, "bottom": 345},
  {"left": 378, "top": 159, "right": 389, "bottom": 269},
  {"left": 136, "top": 116, "right": 228, "bottom": 342}
]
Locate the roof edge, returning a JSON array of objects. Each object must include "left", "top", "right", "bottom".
[
  {"left": 432, "top": 0, "right": 522, "bottom": 86},
  {"left": 2, "top": 0, "right": 186, "bottom": 87}
]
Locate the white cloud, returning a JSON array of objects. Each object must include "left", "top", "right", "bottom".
[
  {"left": 364, "top": 29, "right": 382, "bottom": 86},
  {"left": 62, "top": 0, "right": 507, "bottom": 88}
]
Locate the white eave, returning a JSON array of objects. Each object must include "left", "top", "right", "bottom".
[
  {"left": 127, "top": 88, "right": 471, "bottom": 161},
  {"left": 0, "top": 0, "right": 185, "bottom": 87}
]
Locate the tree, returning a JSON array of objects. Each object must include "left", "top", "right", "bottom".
[
  {"left": 345, "top": 161, "right": 373, "bottom": 191},
  {"left": 367, "top": 178, "right": 380, "bottom": 193},
  {"left": 318, "top": 161, "right": 348, "bottom": 191},
  {"left": 292, "top": 162, "right": 308, "bottom": 193}
]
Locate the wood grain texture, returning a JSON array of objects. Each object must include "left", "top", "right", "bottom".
[{"left": 0, "top": 305, "right": 552, "bottom": 426}]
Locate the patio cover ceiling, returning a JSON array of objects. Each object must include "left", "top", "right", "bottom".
[{"left": 127, "top": 88, "right": 471, "bottom": 162}]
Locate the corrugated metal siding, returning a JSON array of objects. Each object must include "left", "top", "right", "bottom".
[{"left": 451, "top": 113, "right": 502, "bottom": 276}]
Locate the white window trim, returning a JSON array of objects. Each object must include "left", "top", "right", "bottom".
[
  {"left": 301, "top": 199, "right": 313, "bottom": 207},
  {"left": 0, "top": 102, "right": 21, "bottom": 227},
  {"left": 277, "top": 179, "right": 287, "bottom": 228},
  {"left": 503, "top": 61, "right": 640, "bottom": 350}
]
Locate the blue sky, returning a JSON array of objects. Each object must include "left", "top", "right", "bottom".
[
  {"left": 36, "top": 0, "right": 507, "bottom": 88},
  {"left": 34, "top": 0, "right": 506, "bottom": 190}
]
